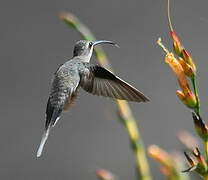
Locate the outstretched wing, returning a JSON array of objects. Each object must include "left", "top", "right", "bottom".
[{"left": 80, "top": 64, "right": 149, "bottom": 102}]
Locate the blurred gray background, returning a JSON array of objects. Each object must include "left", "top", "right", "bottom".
[{"left": 0, "top": 0, "right": 208, "bottom": 179}]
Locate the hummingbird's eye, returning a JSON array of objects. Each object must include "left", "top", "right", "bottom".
[{"left": 89, "top": 42, "right": 93, "bottom": 48}]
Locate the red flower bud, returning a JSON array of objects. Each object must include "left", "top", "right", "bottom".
[
  {"left": 170, "top": 31, "right": 183, "bottom": 56},
  {"left": 181, "top": 49, "right": 196, "bottom": 74}
]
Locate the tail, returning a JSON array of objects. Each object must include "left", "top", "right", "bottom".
[
  {"left": 37, "top": 102, "right": 62, "bottom": 158},
  {"left": 37, "top": 126, "right": 51, "bottom": 157}
]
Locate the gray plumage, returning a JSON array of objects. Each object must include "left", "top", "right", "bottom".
[{"left": 37, "top": 40, "right": 149, "bottom": 157}]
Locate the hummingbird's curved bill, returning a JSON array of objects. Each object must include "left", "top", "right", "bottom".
[
  {"left": 92, "top": 40, "right": 119, "bottom": 47},
  {"left": 36, "top": 40, "right": 149, "bottom": 157}
]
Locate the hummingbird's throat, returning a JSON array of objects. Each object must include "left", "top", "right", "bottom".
[{"left": 79, "top": 48, "right": 93, "bottom": 62}]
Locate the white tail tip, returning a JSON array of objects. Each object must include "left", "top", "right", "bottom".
[{"left": 37, "top": 128, "right": 50, "bottom": 158}]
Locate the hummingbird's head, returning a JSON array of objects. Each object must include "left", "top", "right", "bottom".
[{"left": 73, "top": 40, "right": 118, "bottom": 62}]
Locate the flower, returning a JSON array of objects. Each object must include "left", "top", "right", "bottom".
[
  {"left": 148, "top": 145, "right": 179, "bottom": 177},
  {"left": 148, "top": 145, "right": 174, "bottom": 168},
  {"left": 176, "top": 90, "right": 197, "bottom": 109},
  {"left": 170, "top": 31, "right": 183, "bottom": 56},
  {"left": 157, "top": 38, "right": 197, "bottom": 109},
  {"left": 170, "top": 31, "right": 196, "bottom": 76},
  {"left": 96, "top": 169, "right": 116, "bottom": 180},
  {"left": 164, "top": 53, "right": 189, "bottom": 91},
  {"left": 178, "top": 57, "right": 195, "bottom": 78},
  {"left": 181, "top": 49, "right": 196, "bottom": 74}
]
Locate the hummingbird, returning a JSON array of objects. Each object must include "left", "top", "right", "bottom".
[{"left": 37, "top": 40, "right": 149, "bottom": 157}]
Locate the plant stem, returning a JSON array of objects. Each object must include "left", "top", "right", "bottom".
[
  {"left": 204, "top": 141, "right": 208, "bottom": 161},
  {"left": 60, "top": 12, "right": 152, "bottom": 180},
  {"left": 118, "top": 101, "right": 151, "bottom": 180},
  {"left": 167, "top": 0, "right": 174, "bottom": 32},
  {"left": 191, "top": 76, "right": 200, "bottom": 115}
]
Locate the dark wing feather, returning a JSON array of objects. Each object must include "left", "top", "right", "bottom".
[{"left": 80, "top": 65, "right": 149, "bottom": 102}]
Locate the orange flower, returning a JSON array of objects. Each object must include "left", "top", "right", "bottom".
[
  {"left": 178, "top": 57, "right": 195, "bottom": 78},
  {"left": 148, "top": 145, "right": 174, "bottom": 168},
  {"left": 176, "top": 90, "right": 197, "bottom": 109},
  {"left": 148, "top": 145, "right": 178, "bottom": 177},
  {"left": 165, "top": 53, "right": 197, "bottom": 109},
  {"left": 96, "top": 169, "right": 115, "bottom": 180},
  {"left": 157, "top": 38, "right": 197, "bottom": 109},
  {"left": 164, "top": 53, "right": 189, "bottom": 92},
  {"left": 170, "top": 31, "right": 196, "bottom": 76}
]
